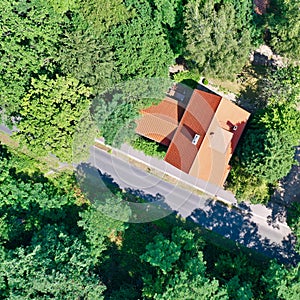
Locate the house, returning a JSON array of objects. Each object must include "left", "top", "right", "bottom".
[{"left": 135, "top": 85, "right": 250, "bottom": 187}]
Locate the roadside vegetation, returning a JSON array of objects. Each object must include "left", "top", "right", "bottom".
[
  {"left": 0, "top": 144, "right": 299, "bottom": 299},
  {"left": 227, "top": 66, "right": 300, "bottom": 204},
  {"left": 1, "top": 0, "right": 300, "bottom": 298},
  {"left": 132, "top": 136, "right": 168, "bottom": 159}
]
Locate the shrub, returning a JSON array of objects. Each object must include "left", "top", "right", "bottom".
[
  {"left": 173, "top": 71, "right": 200, "bottom": 89},
  {"left": 132, "top": 136, "right": 167, "bottom": 159},
  {"left": 226, "top": 164, "right": 271, "bottom": 204}
]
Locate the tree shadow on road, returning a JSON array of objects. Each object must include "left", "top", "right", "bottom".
[
  {"left": 75, "top": 162, "right": 174, "bottom": 223},
  {"left": 265, "top": 202, "right": 287, "bottom": 229},
  {"left": 124, "top": 187, "right": 165, "bottom": 203},
  {"left": 188, "top": 199, "right": 300, "bottom": 265},
  {"left": 75, "top": 162, "right": 299, "bottom": 264}
]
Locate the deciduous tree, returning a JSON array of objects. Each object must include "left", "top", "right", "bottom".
[
  {"left": 140, "top": 227, "right": 228, "bottom": 299},
  {"left": 238, "top": 102, "right": 300, "bottom": 183},
  {"left": 107, "top": 0, "right": 175, "bottom": 80},
  {"left": 78, "top": 192, "right": 130, "bottom": 260},
  {"left": 79, "top": 0, "right": 132, "bottom": 35},
  {"left": 0, "top": 0, "right": 67, "bottom": 116},
  {"left": 262, "top": 262, "right": 300, "bottom": 300},
  {"left": 56, "top": 28, "right": 115, "bottom": 95},
  {"left": 15, "top": 75, "right": 92, "bottom": 162},
  {"left": 0, "top": 225, "right": 106, "bottom": 299}
]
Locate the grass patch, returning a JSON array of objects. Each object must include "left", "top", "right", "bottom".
[
  {"left": 95, "top": 142, "right": 112, "bottom": 152},
  {"left": 208, "top": 77, "right": 242, "bottom": 94}
]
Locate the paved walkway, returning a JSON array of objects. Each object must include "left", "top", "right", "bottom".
[
  {"left": 90, "top": 143, "right": 298, "bottom": 265},
  {"left": 1, "top": 125, "right": 297, "bottom": 264},
  {"left": 0, "top": 124, "right": 13, "bottom": 135},
  {"left": 94, "top": 138, "right": 293, "bottom": 233}
]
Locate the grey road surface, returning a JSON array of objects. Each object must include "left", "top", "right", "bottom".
[
  {"left": 79, "top": 146, "right": 299, "bottom": 265},
  {"left": 1, "top": 123, "right": 298, "bottom": 264}
]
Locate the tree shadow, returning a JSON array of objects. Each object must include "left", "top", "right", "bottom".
[
  {"left": 99, "top": 220, "right": 161, "bottom": 299},
  {"left": 188, "top": 200, "right": 300, "bottom": 265},
  {"left": 75, "top": 162, "right": 174, "bottom": 223},
  {"left": 165, "top": 2, "right": 186, "bottom": 57},
  {"left": 180, "top": 78, "right": 198, "bottom": 89},
  {"left": 124, "top": 187, "right": 165, "bottom": 203},
  {"left": 266, "top": 146, "right": 300, "bottom": 233},
  {"left": 272, "top": 146, "right": 300, "bottom": 206},
  {"left": 196, "top": 83, "right": 221, "bottom": 95},
  {"left": 75, "top": 162, "right": 117, "bottom": 202},
  {"left": 236, "top": 65, "right": 271, "bottom": 113},
  {"left": 0, "top": 168, "right": 86, "bottom": 250},
  {"left": 75, "top": 159, "right": 300, "bottom": 265},
  {"left": 166, "top": 82, "right": 193, "bottom": 110},
  {"left": 266, "top": 202, "right": 287, "bottom": 229},
  {"left": 0, "top": 144, "right": 50, "bottom": 184}
]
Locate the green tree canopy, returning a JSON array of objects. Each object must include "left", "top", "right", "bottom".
[
  {"left": 0, "top": 225, "right": 106, "bottom": 299},
  {"left": 184, "top": 0, "right": 259, "bottom": 79},
  {"left": 0, "top": 146, "right": 78, "bottom": 247},
  {"left": 287, "top": 203, "right": 300, "bottom": 254},
  {"left": 0, "top": 145, "right": 109, "bottom": 298},
  {"left": 56, "top": 28, "right": 115, "bottom": 95},
  {"left": 93, "top": 78, "right": 172, "bottom": 146},
  {"left": 229, "top": 64, "right": 300, "bottom": 203},
  {"left": 0, "top": 0, "right": 67, "bottom": 116},
  {"left": 140, "top": 227, "right": 228, "bottom": 299},
  {"left": 262, "top": 262, "right": 300, "bottom": 300},
  {"left": 107, "top": 0, "right": 175, "bottom": 80},
  {"left": 261, "top": 66, "right": 300, "bottom": 106},
  {"left": 238, "top": 102, "right": 300, "bottom": 183},
  {"left": 15, "top": 75, "right": 93, "bottom": 162},
  {"left": 79, "top": 0, "right": 133, "bottom": 35},
  {"left": 78, "top": 192, "right": 130, "bottom": 260},
  {"left": 267, "top": 0, "right": 300, "bottom": 59}
]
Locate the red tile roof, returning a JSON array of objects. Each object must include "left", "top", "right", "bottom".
[
  {"left": 164, "top": 90, "right": 221, "bottom": 172},
  {"left": 135, "top": 87, "right": 250, "bottom": 186},
  {"left": 189, "top": 99, "right": 250, "bottom": 186},
  {"left": 135, "top": 97, "right": 184, "bottom": 146},
  {"left": 141, "top": 96, "right": 185, "bottom": 124}
]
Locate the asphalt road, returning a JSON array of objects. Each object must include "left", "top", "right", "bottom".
[
  {"left": 1, "top": 122, "right": 298, "bottom": 264},
  {"left": 79, "top": 146, "right": 299, "bottom": 265}
]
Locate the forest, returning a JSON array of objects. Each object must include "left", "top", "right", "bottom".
[{"left": 0, "top": 0, "right": 300, "bottom": 299}]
